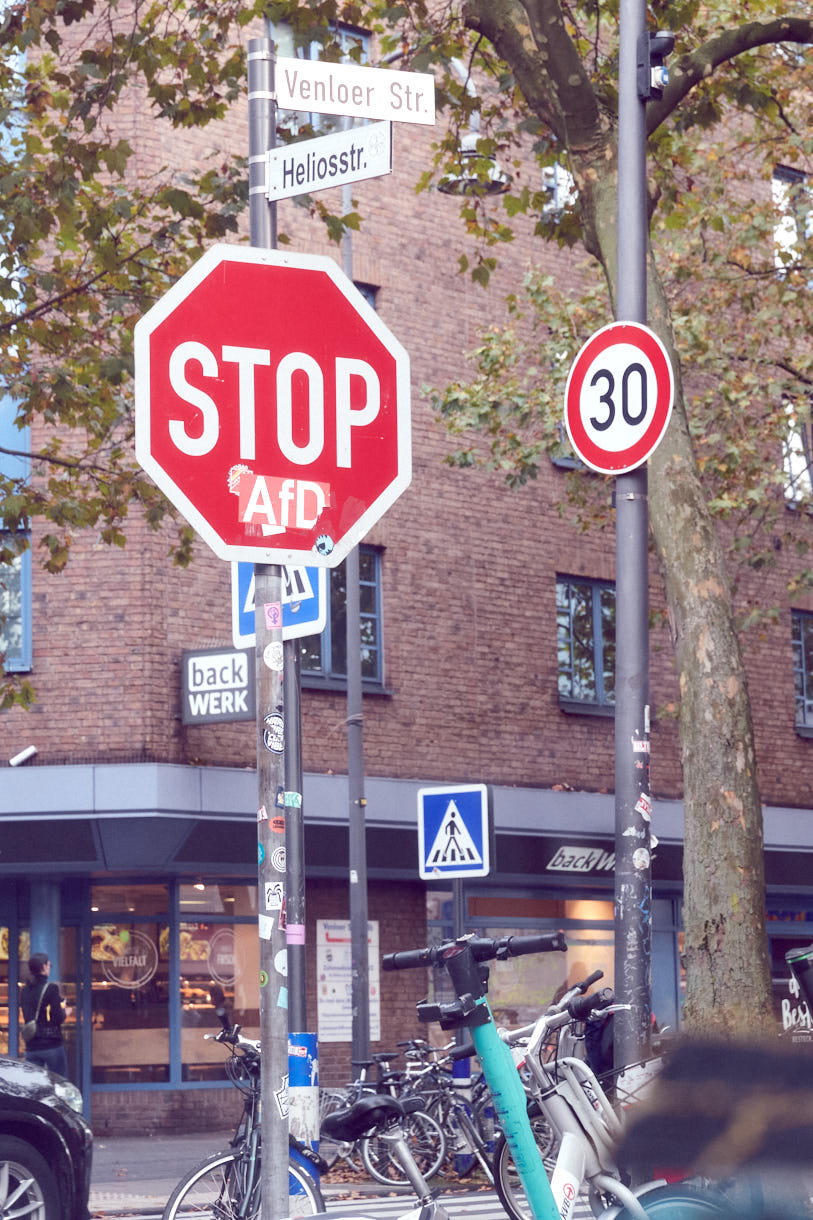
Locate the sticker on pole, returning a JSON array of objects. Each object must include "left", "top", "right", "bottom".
[{"left": 564, "top": 321, "right": 674, "bottom": 475}]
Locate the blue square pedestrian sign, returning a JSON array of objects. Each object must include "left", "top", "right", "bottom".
[
  {"left": 231, "top": 561, "right": 326, "bottom": 648},
  {"left": 417, "top": 784, "right": 493, "bottom": 880}
]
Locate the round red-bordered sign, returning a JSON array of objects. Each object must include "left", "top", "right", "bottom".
[{"left": 564, "top": 321, "right": 674, "bottom": 475}]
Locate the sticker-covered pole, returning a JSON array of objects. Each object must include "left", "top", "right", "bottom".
[
  {"left": 613, "top": 0, "right": 653, "bottom": 1067},
  {"left": 248, "top": 35, "right": 290, "bottom": 1220}
]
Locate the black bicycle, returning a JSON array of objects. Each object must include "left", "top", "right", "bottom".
[{"left": 162, "top": 1013, "right": 325, "bottom": 1219}]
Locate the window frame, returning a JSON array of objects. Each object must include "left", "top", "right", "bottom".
[
  {"left": 0, "top": 397, "right": 31, "bottom": 673},
  {"left": 556, "top": 574, "right": 616, "bottom": 716},
  {"left": 300, "top": 544, "right": 385, "bottom": 692},
  {"left": 270, "top": 21, "right": 371, "bottom": 135},
  {"left": 792, "top": 608, "right": 813, "bottom": 736}
]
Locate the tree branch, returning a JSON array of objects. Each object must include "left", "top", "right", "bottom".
[
  {"left": 462, "top": 0, "right": 603, "bottom": 153},
  {"left": 647, "top": 18, "right": 813, "bottom": 135}
]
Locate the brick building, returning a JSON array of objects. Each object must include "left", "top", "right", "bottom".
[{"left": 1, "top": 20, "right": 812, "bottom": 1135}]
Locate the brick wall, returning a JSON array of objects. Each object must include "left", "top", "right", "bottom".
[{"left": 3, "top": 29, "right": 811, "bottom": 828}]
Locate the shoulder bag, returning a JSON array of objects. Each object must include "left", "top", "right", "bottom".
[{"left": 21, "top": 982, "right": 48, "bottom": 1044}]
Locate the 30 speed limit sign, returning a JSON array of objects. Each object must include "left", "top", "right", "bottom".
[{"left": 564, "top": 321, "right": 674, "bottom": 475}]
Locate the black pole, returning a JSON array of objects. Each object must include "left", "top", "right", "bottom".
[
  {"left": 342, "top": 163, "right": 370, "bottom": 1064},
  {"left": 247, "top": 35, "right": 290, "bottom": 1220},
  {"left": 613, "top": 0, "right": 653, "bottom": 1067}
]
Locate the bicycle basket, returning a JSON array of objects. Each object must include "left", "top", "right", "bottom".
[{"left": 614, "top": 1055, "right": 662, "bottom": 1108}]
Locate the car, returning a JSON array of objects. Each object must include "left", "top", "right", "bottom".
[{"left": 0, "top": 1054, "right": 92, "bottom": 1220}]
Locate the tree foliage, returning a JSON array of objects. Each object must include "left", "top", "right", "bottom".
[{"left": 1, "top": 0, "right": 812, "bottom": 1032}]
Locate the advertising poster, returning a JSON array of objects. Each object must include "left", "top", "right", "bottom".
[{"left": 316, "top": 919, "right": 380, "bottom": 1043}]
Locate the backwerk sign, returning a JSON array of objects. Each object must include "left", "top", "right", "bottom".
[{"left": 181, "top": 647, "right": 256, "bottom": 725}]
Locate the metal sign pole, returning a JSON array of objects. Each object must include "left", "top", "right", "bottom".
[
  {"left": 247, "top": 36, "right": 290, "bottom": 1220},
  {"left": 342, "top": 160, "right": 371, "bottom": 1065},
  {"left": 613, "top": 0, "right": 653, "bottom": 1066}
]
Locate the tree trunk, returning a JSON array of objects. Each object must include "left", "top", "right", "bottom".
[{"left": 586, "top": 163, "right": 775, "bottom": 1035}]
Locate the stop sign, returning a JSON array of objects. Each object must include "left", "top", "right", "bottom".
[{"left": 134, "top": 244, "right": 411, "bottom": 567}]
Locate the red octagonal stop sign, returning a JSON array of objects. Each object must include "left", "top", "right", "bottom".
[{"left": 134, "top": 245, "right": 411, "bottom": 566}]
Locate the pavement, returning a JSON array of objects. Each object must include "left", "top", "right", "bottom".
[{"left": 88, "top": 1129, "right": 438, "bottom": 1217}]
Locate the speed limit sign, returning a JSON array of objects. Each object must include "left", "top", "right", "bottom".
[{"left": 564, "top": 321, "right": 674, "bottom": 475}]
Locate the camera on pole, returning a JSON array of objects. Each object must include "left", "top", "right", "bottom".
[{"left": 636, "top": 31, "right": 675, "bottom": 101}]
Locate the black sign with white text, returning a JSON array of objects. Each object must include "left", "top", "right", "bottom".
[{"left": 181, "top": 647, "right": 256, "bottom": 725}]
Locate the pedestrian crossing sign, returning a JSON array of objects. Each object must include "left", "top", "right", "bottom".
[{"left": 417, "top": 784, "right": 493, "bottom": 880}]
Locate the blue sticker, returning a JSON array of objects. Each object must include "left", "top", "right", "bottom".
[
  {"left": 315, "top": 534, "right": 334, "bottom": 556},
  {"left": 258, "top": 843, "right": 265, "bottom": 865},
  {"left": 277, "top": 986, "right": 289, "bottom": 1009}
]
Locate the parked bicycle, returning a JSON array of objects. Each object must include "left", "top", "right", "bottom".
[
  {"left": 162, "top": 1012, "right": 325, "bottom": 1219},
  {"left": 320, "top": 1050, "right": 446, "bottom": 1186},
  {"left": 382, "top": 932, "right": 734, "bottom": 1220},
  {"left": 394, "top": 1037, "right": 497, "bottom": 1180}
]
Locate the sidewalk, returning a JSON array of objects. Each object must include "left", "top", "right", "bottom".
[
  {"left": 88, "top": 1130, "right": 415, "bottom": 1216},
  {"left": 90, "top": 1129, "right": 234, "bottom": 1214}
]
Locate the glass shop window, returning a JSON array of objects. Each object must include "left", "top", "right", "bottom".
[
  {"left": 91, "top": 921, "right": 169, "bottom": 1083},
  {"left": 178, "top": 883, "right": 257, "bottom": 917},
  {"left": 180, "top": 921, "right": 259, "bottom": 1081},
  {"left": 90, "top": 883, "right": 168, "bottom": 916},
  {"left": 177, "top": 884, "right": 259, "bottom": 1081},
  {"left": 426, "top": 892, "right": 614, "bottom": 1027}
]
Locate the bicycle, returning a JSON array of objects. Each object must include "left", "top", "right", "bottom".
[
  {"left": 162, "top": 1013, "right": 325, "bottom": 1220},
  {"left": 382, "top": 932, "right": 734, "bottom": 1220},
  {"left": 320, "top": 1051, "right": 447, "bottom": 1187},
  {"left": 395, "top": 1037, "right": 497, "bottom": 1180}
]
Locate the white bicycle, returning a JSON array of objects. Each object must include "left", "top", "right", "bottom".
[{"left": 491, "top": 971, "right": 729, "bottom": 1220}]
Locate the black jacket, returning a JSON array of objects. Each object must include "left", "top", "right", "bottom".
[{"left": 20, "top": 978, "right": 66, "bottom": 1049}]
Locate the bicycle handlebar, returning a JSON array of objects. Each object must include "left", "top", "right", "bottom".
[
  {"left": 382, "top": 931, "right": 567, "bottom": 971},
  {"left": 566, "top": 986, "right": 615, "bottom": 1021}
]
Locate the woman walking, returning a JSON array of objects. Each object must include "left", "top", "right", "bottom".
[{"left": 20, "top": 951, "right": 70, "bottom": 1078}]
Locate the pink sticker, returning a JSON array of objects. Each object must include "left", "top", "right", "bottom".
[
  {"left": 286, "top": 923, "right": 306, "bottom": 945},
  {"left": 264, "top": 602, "right": 282, "bottom": 630}
]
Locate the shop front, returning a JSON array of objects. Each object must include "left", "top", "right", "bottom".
[{"left": 2, "top": 764, "right": 813, "bottom": 1133}]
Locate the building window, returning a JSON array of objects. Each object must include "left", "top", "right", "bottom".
[
  {"left": 792, "top": 610, "right": 813, "bottom": 729},
  {"left": 0, "top": 396, "right": 31, "bottom": 672},
  {"left": 301, "top": 546, "right": 383, "bottom": 687},
  {"left": 556, "top": 576, "right": 615, "bottom": 711},
  {"left": 271, "top": 22, "right": 370, "bottom": 135},
  {"left": 541, "top": 162, "right": 577, "bottom": 218},
  {"left": 783, "top": 395, "right": 813, "bottom": 503},
  {"left": 773, "top": 166, "right": 812, "bottom": 275}
]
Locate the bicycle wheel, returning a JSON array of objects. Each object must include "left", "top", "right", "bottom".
[
  {"left": 613, "top": 1184, "right": 736, "bottom": 1219},
  {"left": 360, "top": 1109, "right": 446, "bottom": 1186},
  {"left": 493, "top": 1108, "right": 559, "bottom": 1220},
  {"left": 162, "top": 1149, "right": 324, "bottom": 1219}
]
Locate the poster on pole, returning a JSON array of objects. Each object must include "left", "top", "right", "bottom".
[{"left": 316, "top": 919, "right": 380, "bottom": 1043}]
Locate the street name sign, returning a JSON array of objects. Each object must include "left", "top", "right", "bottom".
[
  {"left": 417, "top": 784, "right": 493, "bottom": 880},
  {"left": 267, "top": 121, "right": 392, "bottom": 202},
  {"left": 564, "top": 321, "right": 674, "bottom": 475},
  {"left": 231, "top": 562, "right": 327, "bottom": 648},
  {"left": 134, "top": 244, "right": 412, "bottom": 567},
  {"left": 275, "top": 57, "right": 435, "bottom": 125}
]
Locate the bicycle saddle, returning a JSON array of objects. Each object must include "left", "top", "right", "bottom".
[{"left": 321, "top": 1093, "right": 423, "bottom": 1141}]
